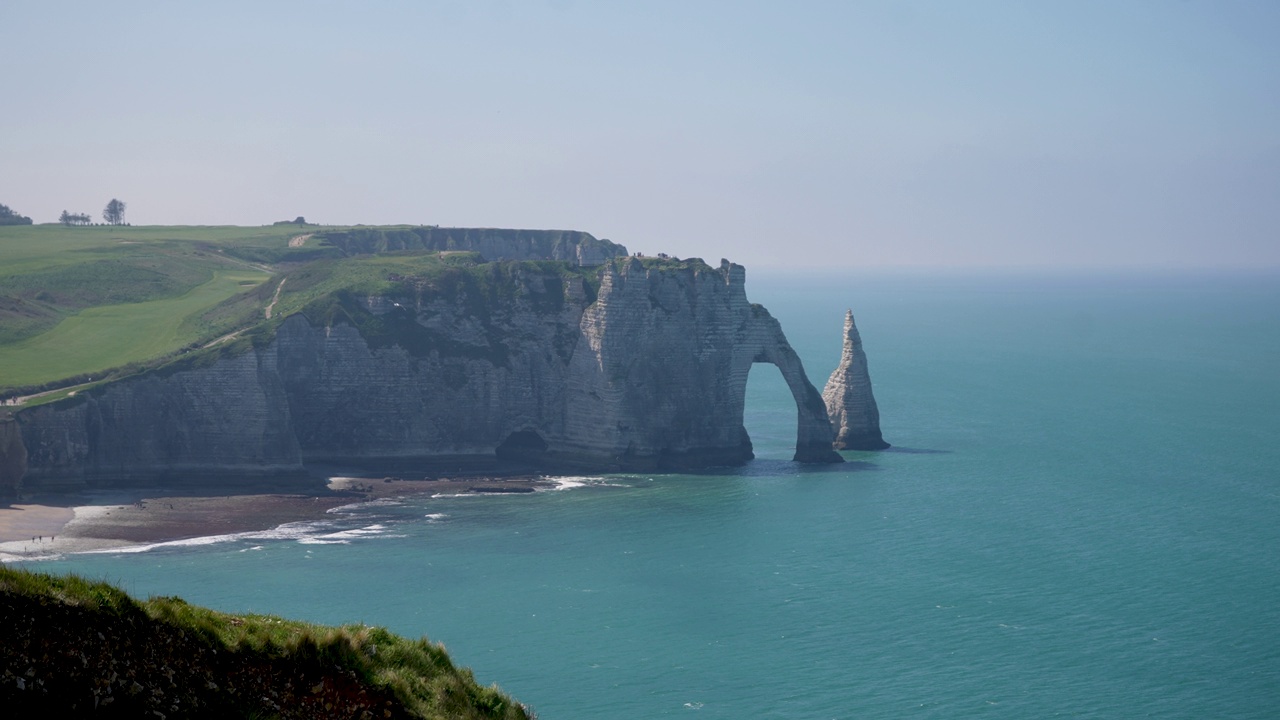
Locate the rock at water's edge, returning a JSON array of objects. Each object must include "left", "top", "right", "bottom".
[{"left": 823, "top": 310, "right": 889, "bottom": 450}]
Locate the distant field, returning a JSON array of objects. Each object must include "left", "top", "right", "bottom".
[
  {"left": 0, "top": 269, "right": 268, "bottom": 389},
  {"left": 0, "top": 223, "right": 313, "bottom": 275},
  {"left": 0, "top": 224, "right": 323, "bottom": 393}
]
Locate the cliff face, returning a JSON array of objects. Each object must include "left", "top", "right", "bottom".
[
  {"left": 822, "top": 310, "right": 889, "bottom": 450},
  {"left": 17, "top": 348, "right": 304, "bottom": 489},
  {"left": 9, "top": 257, "right": 842, "bottom": 488},
  {"left": 0, "top": 416, "right": 27, "bottom": 498},
  {"left": 561, "top": 258, "right": 840, "bottom": 467},
  {"left": 275, "top": 264, "right": 593, "bottom": 466}
]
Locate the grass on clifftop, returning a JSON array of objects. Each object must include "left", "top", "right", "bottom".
[
  {"left": 0, "top": 225, "right": 323, "bottom": 393},
  {"left": 0, "top": 565, "right": 531, "bottom": 719},
  {"left": 0, "top": 224, "right": 611, "bottom": 399},
  {"left": 0, "top": 268, "right": 267, "bottom": 388}
]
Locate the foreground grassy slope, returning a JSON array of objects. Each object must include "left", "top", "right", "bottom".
[{"left": 0, "top": 566, "right": 531, "bottom": 719}]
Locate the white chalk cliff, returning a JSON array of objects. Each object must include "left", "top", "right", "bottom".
[{"left": 9, "top": 251, "right": 845, "bottom": 490}]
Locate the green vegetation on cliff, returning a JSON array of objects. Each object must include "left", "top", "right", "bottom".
[
  {"left": 0, "top": 224, "right": 319, "bottom": 394},
  {"left": 0, "top": 224, "right": 622, "bottom": 401},
  {"left": 0, "top": 566, "right": 531, "bottom": 719}
]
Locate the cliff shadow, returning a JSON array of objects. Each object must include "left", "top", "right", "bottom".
[{"left": 495, "top": 430, "right": 549, "bottom": 466}]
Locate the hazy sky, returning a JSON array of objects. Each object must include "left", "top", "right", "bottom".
[{"left": 3, "top": 0, "right": 1277, "bottom": 269}]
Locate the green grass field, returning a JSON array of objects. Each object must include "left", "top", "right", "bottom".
[
  {"left": 0, "top": 268, "right": 268, "bottom": 388},
  {"left": 0, "top": 224, "right": 321, "bottom": 394},
  {"left": 0, "top": 223, "right": 311, "bottom": 274}
]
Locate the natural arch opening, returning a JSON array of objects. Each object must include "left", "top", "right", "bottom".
[
  {"left": 743, "top": 362, "right": 799, "bottom": 461},
  {"left": 495, "top": 430, "right": 548, "bottom": 464}
]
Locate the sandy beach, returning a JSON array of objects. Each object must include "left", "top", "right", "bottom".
[{"left": 0, "top": 475, "right": 551, "bottom": 562}]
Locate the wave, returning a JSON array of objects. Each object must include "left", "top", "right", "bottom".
[
  {"left": 68, "top": 520, "right": 405, "bottom": 555},
  {"left": 297, "top": 523, "right": 406, "bottom": 545},
  {"left": 327, "top": 497, "right": 405, "bottom": 514},
  {"left": 0, "top": 549, "right": 65, "bottom": 563},
  {"left": 540, "top": 476, "right": 627, "bottom": 491}
]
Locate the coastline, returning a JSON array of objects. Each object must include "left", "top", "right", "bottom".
[{"left": 0, "top": 475, "right": 553, "bottom": 562}]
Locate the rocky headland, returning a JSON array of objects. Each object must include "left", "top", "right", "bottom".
[{"left": 2, "top": 229, "right": 852, "bottom": 494}]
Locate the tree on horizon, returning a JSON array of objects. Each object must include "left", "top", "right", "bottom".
[
  {"left": 59, "top": 210, "right": 92, "bottom": 226},
  {"left": 0, "top": 203, "right": 34, "bottom": 226},
  {"left": 103, "top": 198, "right": 127, "bottom": 225}
]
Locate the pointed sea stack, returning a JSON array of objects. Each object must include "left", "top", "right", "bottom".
[{"left": 822, "top": 310, "right": 890, "bottom": 450}]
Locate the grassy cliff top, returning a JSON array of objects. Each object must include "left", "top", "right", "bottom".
[
  {"left": 0, "top": 224, "right": 326, "bottom": 394},
  {"left": 0, "top": 565, "right": 531, "bottom": 719},
  {"left": 0, "top": 224, "right": 620, "bottom": 400}
]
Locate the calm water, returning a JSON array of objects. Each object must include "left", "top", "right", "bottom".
[{"left": 26, "top": 271, "right": 1280, "bottom": 718}]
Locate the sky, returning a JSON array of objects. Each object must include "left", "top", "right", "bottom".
[{"left": 3, "top": 0, "right": 1278, "bottom": 270}]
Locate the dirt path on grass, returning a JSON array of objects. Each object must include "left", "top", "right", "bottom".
[
  {"left": 201, "top": 329, "right": 246, "bottom": 349},
  {"left": 2, "top": 381, "right": 95, "bottom": 407},
  {"left": 288, "top": 233, "right": 314, "bottom": 247},
  {"left": 264, "top": 278, "right": 287, "bottom": 319}
]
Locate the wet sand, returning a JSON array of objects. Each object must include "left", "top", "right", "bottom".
[
  {"left": 0, "top": 504, "right": 75, "bottom": 543},
  {"left": 0, "top": 476, "right": 551, "bottom": 561}
]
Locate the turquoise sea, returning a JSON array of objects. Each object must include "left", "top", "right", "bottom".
[{"left": 25, "top": 271, "right": 1280, "bottom": 718}]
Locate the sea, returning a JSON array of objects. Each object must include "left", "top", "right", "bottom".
[{"left": 21, "top": 270, "right": 1280, "bottom": 718}]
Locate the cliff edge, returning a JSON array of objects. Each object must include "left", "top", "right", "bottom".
[{"left": 823, "top": 310, "right": 890, "bottom": 450}]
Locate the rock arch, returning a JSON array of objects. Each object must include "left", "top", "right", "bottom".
[
  {"left": 740, "top": 310, "right": 843, "bottom": 463},
  {"left": 557, "top": 258, "right": 842, "bottom": 468}
]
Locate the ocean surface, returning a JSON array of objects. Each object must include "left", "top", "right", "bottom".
[{"left": 24, "top": 271, "right": 1280, "bottom": 718}]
